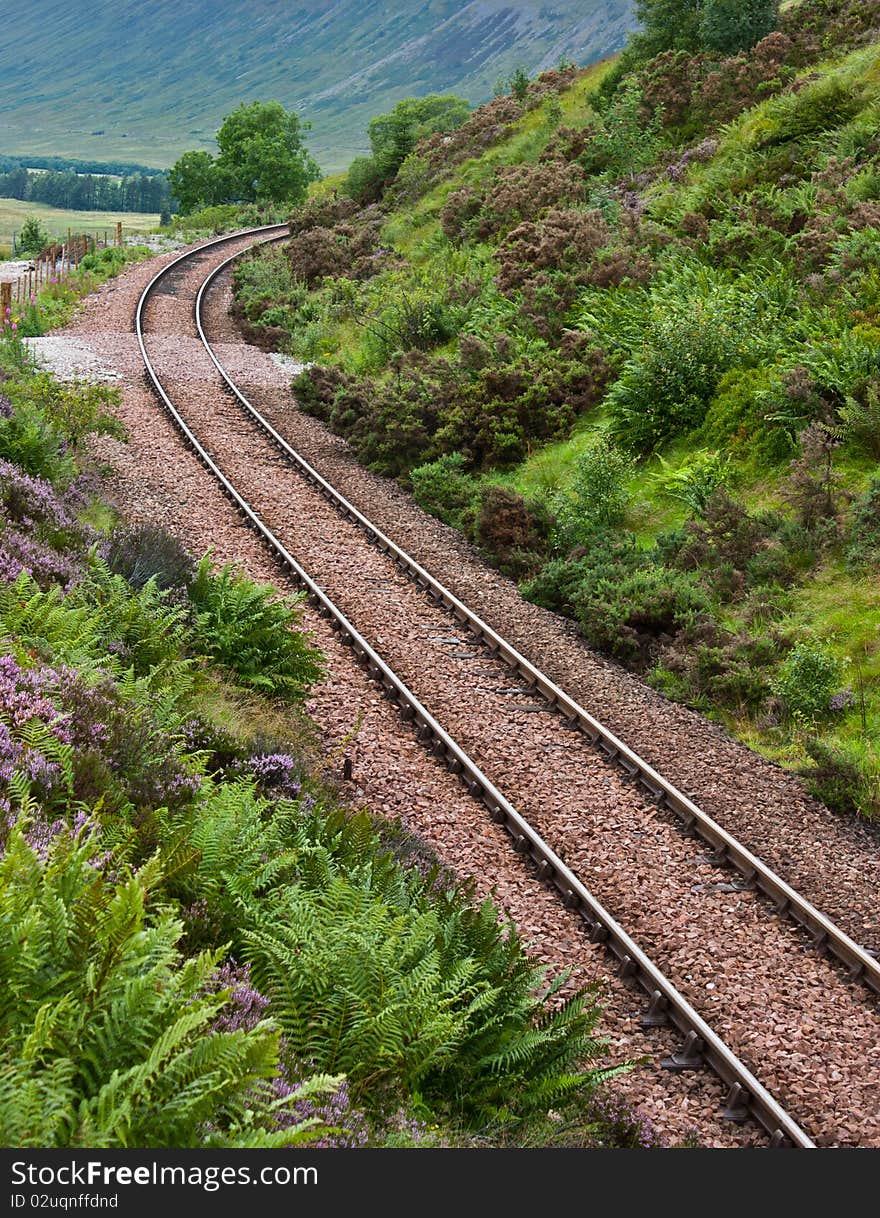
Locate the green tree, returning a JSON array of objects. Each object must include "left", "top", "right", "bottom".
[
  {"left": 215, "top": 100, "right": 319, "bottom": 205},
  {"left": 699, "top": 0, "right": 779, "bottom": 54},
  {"left": 168, "top": 149, "right": 218, "bottom": 215},
  {"left": 17, "top": 216, "right": 49, "bottom": 256},
  {"left": 632, "top": 0, "right": 705, "bottom": 54},
  {"left": 367, "top": 94, "right": 471, "bottom": 177}
]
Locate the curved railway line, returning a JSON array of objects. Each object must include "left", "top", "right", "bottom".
[{"left": 135, "top": 226, "right": 880, "bottom": 1149}]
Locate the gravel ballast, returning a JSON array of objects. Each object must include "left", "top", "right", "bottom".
[{"left": 63, "top": 236, "right": 880, "bottom": 1148}]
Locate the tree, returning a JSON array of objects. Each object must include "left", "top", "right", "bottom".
[
  {"left": 494, "top": 66, "right": 531, "bottom": 102},
  {"left": 367, "top": 94, "right": 471, "bottom": 177},
  {"left": 169, "top": 149, "right": 219, "bottom": 214},
  {"left": 699, "top": 0, "right": 779, "bottom": 54},
  {"left": 631, "top": 0, "right": 778, "bottom": 57},
  {"left": 215, "top": 100, "right": 319, "bottom": 206},
  {"left": 632, "top": 0, "right": 705, "bottom": 54},
  {"left": 17, "top": 216, "right": 49, "bottom": 256}
]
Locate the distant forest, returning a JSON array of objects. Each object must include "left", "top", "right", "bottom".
[{"left": 0, "top": 154, "right": 170, "bottom": 213}]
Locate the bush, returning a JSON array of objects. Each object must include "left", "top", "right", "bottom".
[
  {"left": 17, "top": 217, "right": 49, "bottom": 257},
  {"left": 700, "top": 0, "right": 780, "bottom": 55},
  {"left": 846, "top": 478, "right": 880, "bottom": 569},
  {"left": 476, "top": 485, "right": 553, "bottom": 579},
  {"left": 524, "top": 533, "right": 710, "bottom": 666},
  {"left": 410, "top": 453, "right": 481, "bottom": 533},
  {"left": 105, "top": 523, "right": 196, "bottom": 592},
  {"left": 189, "top": 557, "right": 323, "bottom": 700},
  {"left": 696, "top": 366, "right": 797, "bottom": 463},
  {"left": 552, "top": 437, "right": 634, "bottom": 550},
  {"left": 655, "top": 624, "right": 778, "bottom": 712},
  {"left": 803, "top": 737, "right": 880, "bottom": 819},
  {"left": 0, "top": 403, "right": 74, "bottom": 484},
  {"left": 773, "top": 639, "right": 845, "bottom": 719},
  {"left": 580, "top": 264, "right": 796, "bottom": 453}
]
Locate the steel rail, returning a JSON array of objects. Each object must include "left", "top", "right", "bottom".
[
  {"left": 135, "top": 229, "right": 818, "bottom": 1148},
  {"left": 197, "top": 243, "right": 880, "bottom": 1002}
]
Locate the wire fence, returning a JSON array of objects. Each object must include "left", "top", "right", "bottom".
[{"left": 0, "top": 221, "right": 125, "bottom": 314}]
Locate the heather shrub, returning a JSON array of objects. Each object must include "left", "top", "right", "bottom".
[
  {"left": 496, "top": 209, "right": 612, "bottom": 294},
  {"left": 664, "top": 490, "right": 797, "bottom": 599},
  {"left": 781, "top": 421, "right": 848, "bottom": 532},
  {"left": 467, "top": 160, "right": 589, "bottom": 241},
  {"left": 0, "top": 461, "right": 93, "bottom": 587},
  {"left": 475, "top": 485, "right": 553, "bottom": 578},
  {"left": 0, "top": 655, "right": 74, "bottom": 807},
  {"left": 294, "top": 335, "right": 607, "bottom": 478},
  {"left": 189, "top": 557, "right": 323, "bottom": 700},
  {"left": 52, "top": 668, "right": 201, "bottom": 815},
  {"left": 655, "top": 627, "right": 778, "bottom": 713},
  {"left": 105, "top": 523, "right": 196, "bottom": 592},
  {"left": 415, "top": 95, "right": 522, "bottom": 180},
  {"left": 286, "top": 211, "right": 387, "bottom": 286}
]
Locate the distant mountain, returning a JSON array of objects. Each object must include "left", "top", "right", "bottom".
[{"left": 0, "top": 1, "right": 635, "bottom": 172}]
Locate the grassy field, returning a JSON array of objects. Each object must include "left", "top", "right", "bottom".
[{"left": 0, "top": 197, "right": 158, "bottom": 252}]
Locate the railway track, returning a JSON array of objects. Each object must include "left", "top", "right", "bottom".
[{"left": 135, "top": 226, "right": 880, "bottom": 1149}]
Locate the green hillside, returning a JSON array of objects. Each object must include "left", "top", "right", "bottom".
[
  {"left": 235, "top": 0, "right": 880, "bottom": 818},
  {"left": 0, "top": 1, "right": 635, "bottom": 171}
]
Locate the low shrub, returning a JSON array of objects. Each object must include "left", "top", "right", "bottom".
[
  {"left": 105, "top": 523, "right": 196, "bottom": 592},
  {"left": 773, "top": 639, "right": 846, "bottom": 719},
  {"left": 846, "top": 478, "right": 880, "bottom": 568},
  {"left": 475, "top": 485, "right": 553, "bottom": 579},
  {"left": 410, "top": 453, "right": 481, "bottom": 533},
  {"left": 552, "top": 437, "right": 634, "bottom": 550},
  {"left": 524, "top": 533, "right": 710, "bottom": 666}
]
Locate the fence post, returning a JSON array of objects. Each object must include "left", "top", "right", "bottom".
[
  {"left": 116, "top": 221, "right": 123, "bottom": 247},
  {"left": 1, "top": 281, "right": 11, "bottom": 322}
]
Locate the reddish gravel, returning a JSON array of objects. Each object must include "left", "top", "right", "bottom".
[{"left": 67, "top": 236, "right": 880, "bottom": 1148}]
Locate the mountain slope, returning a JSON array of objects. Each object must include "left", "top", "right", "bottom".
[
  {"left": 0, "top": 1, "right": 635, "bottom": 170},
  {"left": 232, "top": 0, "right": 880, "bottom": 816}
]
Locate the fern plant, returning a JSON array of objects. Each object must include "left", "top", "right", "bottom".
[
  {"left": 189, "top": 557, "right": 323, "bottom": 700},
  {"left": 170, "top": 782, "right": 615, "bottom": 1125},
  {"left": 840, "top": 376, "right": 880, "bottom": 459},
  {"left": 0, "top": 819, "right": 337, "bottom": 1148}
]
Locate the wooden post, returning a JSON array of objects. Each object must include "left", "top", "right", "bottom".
[
  {"left": 116, "top": 221, "right": 123, "bottom": 247},
  {"left": 103, "top": 229, "right": 108, "bottom": 249},
  {"left": 1, "top": 282, "right": 11, "bottom": 322}
]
